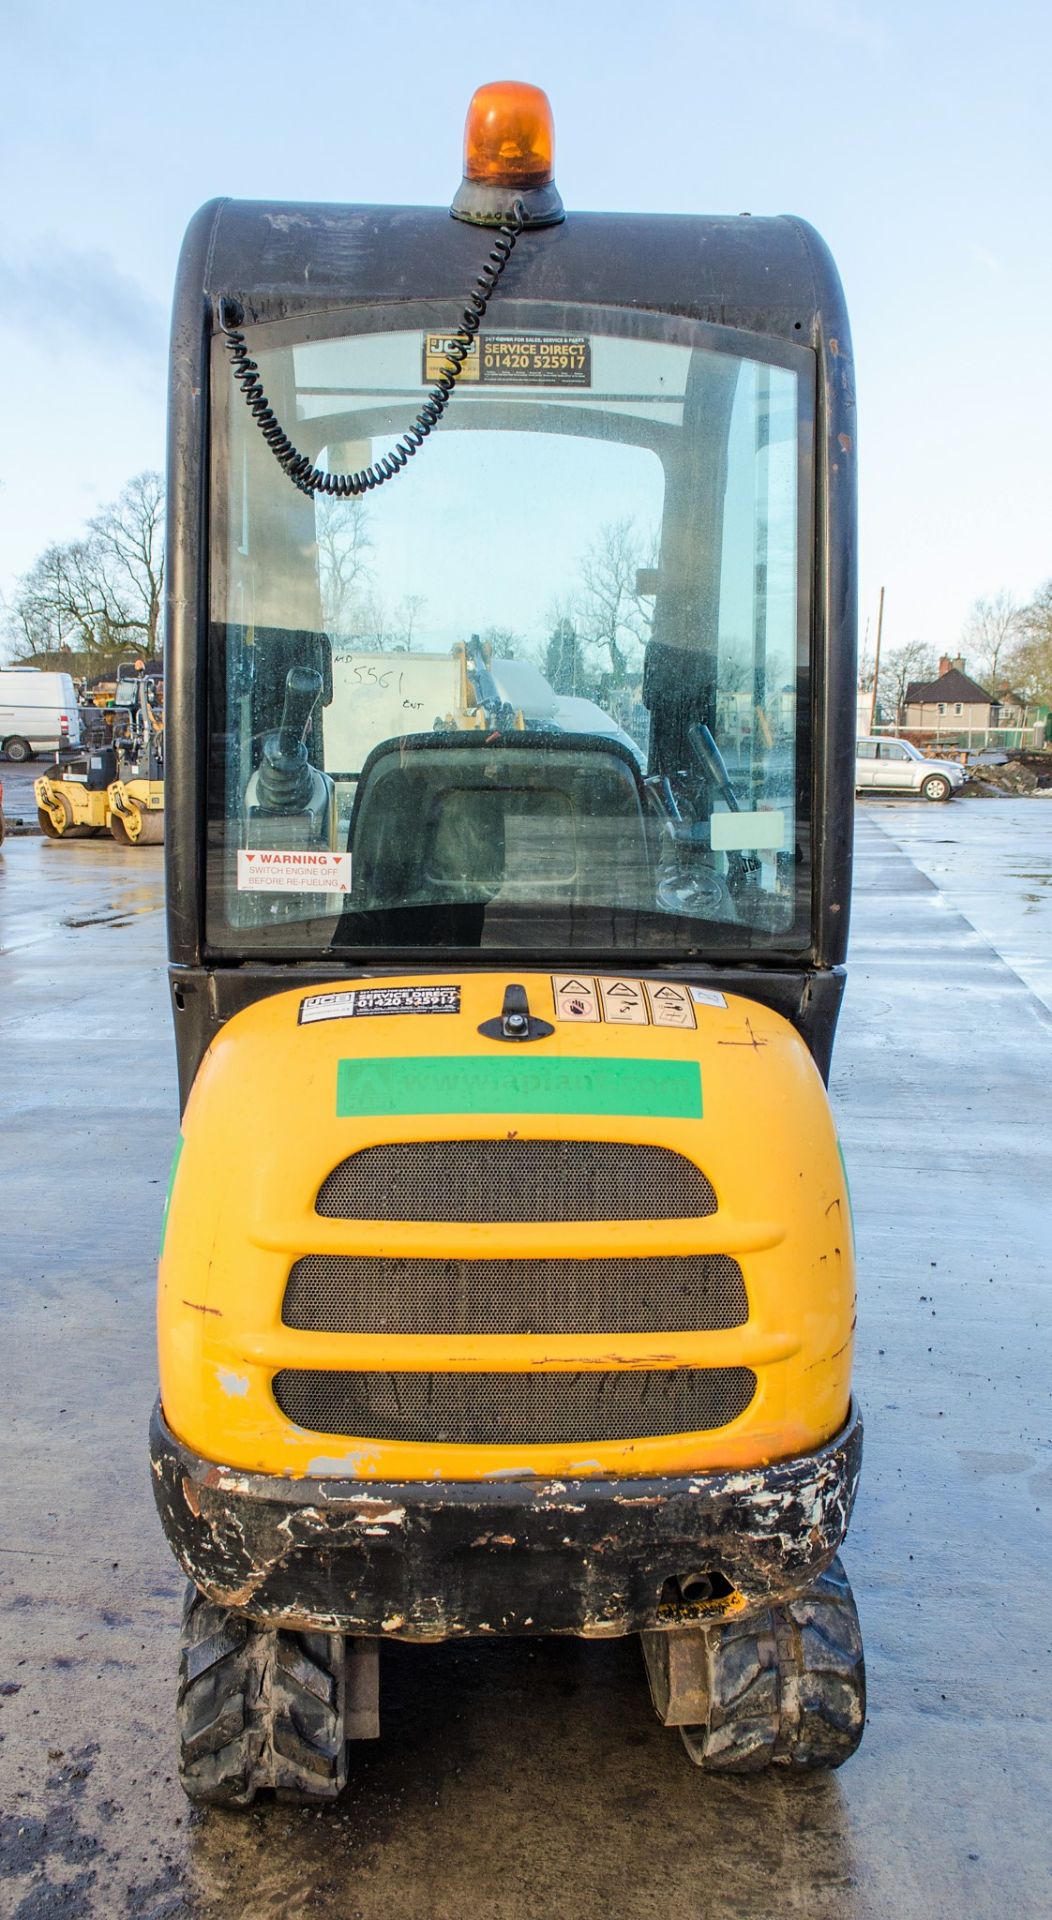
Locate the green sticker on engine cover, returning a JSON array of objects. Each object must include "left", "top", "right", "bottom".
[{"left": 336, "top": 1057, "right": 702, "bottom": 1120}]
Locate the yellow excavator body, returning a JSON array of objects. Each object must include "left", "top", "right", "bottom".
[{"left": 158, "top": 973, "right": 854, "bottom": 1486}]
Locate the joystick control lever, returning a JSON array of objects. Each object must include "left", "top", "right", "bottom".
[
  {"left": 244, "top": 667, "right": 334, "bottom": 851},
  {"left": 256, "top": 668, "right": 322, "bottom": 812}
]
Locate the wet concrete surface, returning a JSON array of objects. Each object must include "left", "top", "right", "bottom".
[
  {"left": 861, "top": 791, "right": 1052, "bottom": 1015},
  {"left": 0, "top": 761, "right": 49, "bottom": 835},
  {"left": 1, "top": 804, "right": 1050, "bottom": 1918}
]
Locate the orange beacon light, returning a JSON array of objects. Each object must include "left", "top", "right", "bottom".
[{"left": 451, "top": 81, "right": 565, "bottom": 228}]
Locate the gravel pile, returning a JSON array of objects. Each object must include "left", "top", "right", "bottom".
[{"left": 963, "top": 759, "right": 1049, "bottom": 797}]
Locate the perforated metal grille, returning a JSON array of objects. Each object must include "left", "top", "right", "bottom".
[
  {"left": 316, "top": 1140, "right": 717, "bottom": 1222},
  {"left": 271, "top": 1367, "right": 756, "bottom": 1444},
  {"left": 282, "top": 1252, "right": 747, "bottom": 1335}
]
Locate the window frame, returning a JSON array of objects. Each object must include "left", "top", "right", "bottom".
[{"left": 204, "top": 300, "right": 818, "bottom": 968}]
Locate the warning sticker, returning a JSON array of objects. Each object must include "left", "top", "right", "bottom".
[
  {"left": 552, "top": 975, "right": 600, "bottom": 1023},
  {"left": 300, "top": 985, "right": 460, "bottom": 1025},
  {"left": 552, "top": 974, "right": 725, "bottom": 1026},
  {"left": 644, "top": 982, "right": 697, "bottom": 1030},
  {"left": 598, "top": 978, "right": 648, "bottom": 1026},
  {"left": 423, "top": 333, "right": 591, "bottom": 387},
  {"left": 237, "top": 850, "right": 351, "bottom": 893},
  {"left": 689, "top": 986, "right": 729, "bottom": 1009}
]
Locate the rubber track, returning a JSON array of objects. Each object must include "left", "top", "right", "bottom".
[
  {"left": 177, "top": 1588, "right": 347, "bottom": 1806},
  {"left": 680, "top": 1556, "right": 865, "bottom": 1772}
]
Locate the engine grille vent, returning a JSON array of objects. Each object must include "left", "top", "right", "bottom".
[
  {"left": 282, "top": 1252, "right": 747, "bottom": 1336},
  {"left": 316, "top": 1139, "right": 717, "bottom": 1222},
  {"left": 271, "top": 1367, "right": 756, "bottom": 1445}
]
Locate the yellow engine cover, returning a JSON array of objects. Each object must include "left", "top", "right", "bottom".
[{"left": 158, "top": 973, "right": 855, "bottom": 1482}]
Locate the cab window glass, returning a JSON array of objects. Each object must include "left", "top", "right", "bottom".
[{"left": 208, "top": 306, "right": 813, "bottom": 959}]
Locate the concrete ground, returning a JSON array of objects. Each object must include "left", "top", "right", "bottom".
[{"left": 0, "top": 795, "right": 1049, "bottom": 1920}]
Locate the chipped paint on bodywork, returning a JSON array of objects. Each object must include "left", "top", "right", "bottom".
[
  {"left": 359, "top": 1507, "right": 408, "bottom": 1531},
  {"left": 215, "top": 1367, "right": 249, "bottom": 1397},
  {"left": 149, "top": 1398, "right": 863, "bottom": 1640},
  {"left": 306, "top": 1447, "right": 383, "bottom": 1477}
]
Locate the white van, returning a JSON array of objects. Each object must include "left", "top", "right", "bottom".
[{"left": 0, "top": 669, "right": 83, "bottom": 761}]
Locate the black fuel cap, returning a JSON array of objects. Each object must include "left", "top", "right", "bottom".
[{"left": 478, "top": 981, "right": 554, "bottom": 1044}]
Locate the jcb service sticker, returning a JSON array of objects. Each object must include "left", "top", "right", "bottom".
[
  {"left": 300, "top": 985, "right": 461, "bottom": 1024},
  {"left": 423, "top": 333, "right": 591, "bottom": 387}
]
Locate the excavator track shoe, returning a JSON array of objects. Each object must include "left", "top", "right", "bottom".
[
  {"left": 675, "top": 1557, "right": 865, "bottom": 1772},
  {"left": 176, "top": 1585, "right": 349, "bottom": 1806}
]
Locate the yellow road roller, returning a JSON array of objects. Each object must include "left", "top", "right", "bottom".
[
  {"left": 152, "top": 81, "right": 864, "bottom": 1803},
  {"left": 35, "top": 662, "right": 164, "bottom": 845}
]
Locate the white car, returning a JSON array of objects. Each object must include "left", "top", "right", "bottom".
[{"left": 855, "top": 736, "right": 964, "bottom": 802}]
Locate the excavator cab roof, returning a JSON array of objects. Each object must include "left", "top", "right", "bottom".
[{"left": 165, "top": 130, "right": 856, "bottom": 1091}]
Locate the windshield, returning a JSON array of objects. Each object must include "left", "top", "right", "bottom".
[{"left": 207, "top": 302, "right": 813, "bottom": 959}]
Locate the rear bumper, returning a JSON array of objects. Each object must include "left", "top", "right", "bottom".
[{"left": 150, "top": 1399, "right": 862, "bottom": 1639}]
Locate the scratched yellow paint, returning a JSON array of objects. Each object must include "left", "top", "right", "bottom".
[{"left": 157, "top": 973, "right": 855, "bottom": 1480}]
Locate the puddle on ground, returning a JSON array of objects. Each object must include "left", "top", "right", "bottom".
[
  {"left": 61, "top": 910, "right": 134, "bottom": 929},
  {"left": 60, "top": 897, "right": 160, "bottom": 929}
]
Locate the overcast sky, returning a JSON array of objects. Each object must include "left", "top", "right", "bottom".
[{"left": 1, "top": 0, "right": 1049, "bottom": 666}]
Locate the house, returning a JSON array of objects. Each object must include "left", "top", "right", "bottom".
[
  {"left": 991, "top": 687, "right": 1051, "bottom": 747},
  {"left": 901, "top": 656, "right": 995, "bottom": 733},
  {"left": 994, "top": 687, "right": 1033, "bottom": 729}
]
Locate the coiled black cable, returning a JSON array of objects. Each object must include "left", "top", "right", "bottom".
[{"left": 218, "top": 202, "right": 526, "bottom": 499}]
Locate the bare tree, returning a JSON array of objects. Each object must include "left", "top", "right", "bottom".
[
  {"left": 479, "top": 624, "right": 524, "bottom": 662},
  {"left": 4, "top": 541, "right": 102, "bottom": 667},
  {"left": 316, "top": 498, "right": 372, "bottom": 641},
  {"left": 392, "top": 594, "right": 426, "bottom": 653},
  {"left": 714, "top": 642, "right": 752, "bottom": 695},
  {"left": 578, "top": 519, "right": 654, "bottom": 686},
  {"left": 3, "top": 472, "right": 165, "bottom": 672},
  {"left": 341, "top": 590, "right": 393, "bottom": 653},
  {"left": 1007, "top": 580, "right": 1052, "bottom": 705},
  {"left": 961, "top": 589, "right": 1020, "bottom": 691},
  {"left": 878, "top": 640, "right": 937, "bottom": 723},
  {"left": 87, "top": 472, "right": 165, "bottom": 655}
]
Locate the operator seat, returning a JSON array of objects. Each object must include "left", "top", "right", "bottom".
[{"left": 343, "top": 731, "right": 655, "bottom": 931}]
